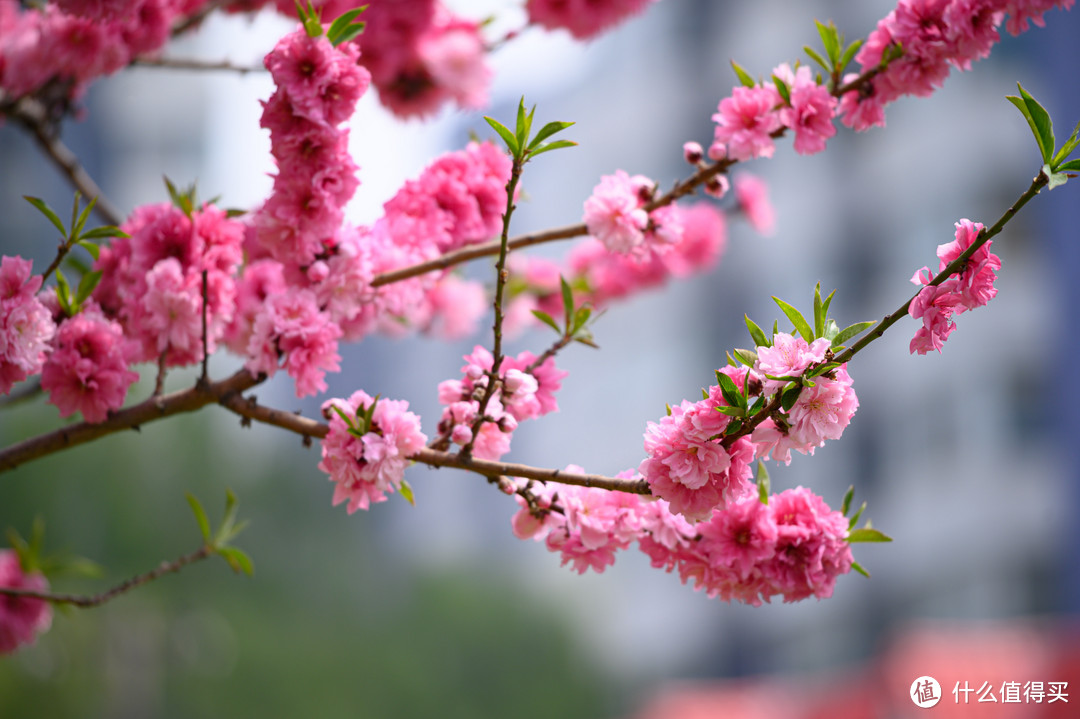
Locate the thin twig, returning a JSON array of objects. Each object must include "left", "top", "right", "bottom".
[
  {"left": 0, "top": 545, "right": 213, "bottom": 608},
  {"left": 4, "top": 94, "right": 122, "bottom": 226},
  {"left": 200, "top": 270, "right": 210, "bottom": 382},
  {"left": 131, "top": 57, "right": 265, "bottom": 75}
]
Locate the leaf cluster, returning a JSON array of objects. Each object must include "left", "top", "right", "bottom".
[
  {"left": 531, "top": 276, "right": 600, "bottom": 349},
  {"left": 186, "top": 490, "right": 255, "bottom": 575},
  {"left": 295, "top": 2, "right": 367, "bottom": 45},
  {"left": 1006, "top": 83, "right": 1080, "bottom": 188},
  {"left": 484, "top": 98, "right": 576, "bottom": 163}
]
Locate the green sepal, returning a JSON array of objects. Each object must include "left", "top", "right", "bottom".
[
  {"left": 847, "top": 527, "right": 893, "bottom": 543},
  {"left": 186, "top": 492, "right": 212, "bottom": 543},
  {"left": 528, "top": 121, "right": 574, "bottom": 150},
  {"left": 527, "top": 140, "right": 577, "bottom": 158},
  {"left": 730, "top": 59, "right": 756, "bottom": 88},
  {"left": 745, "top": 314, "right": 770, "bottom": 348},
  {"left": 756, "top": 461, "right": 770, "bottom": 505},
  {"left": 218, "top": 546, "right": 255, "bottom": 576},
  {"left": 780, "top": 383, "right": 801, "bottom": 412},
  {"left": 531, "top": 310, "right": 561, "bottom": 335},
  {"left": 851, "top": 561, "right": 871, "bottom": 578},
  {"left": 840, "top": 485, "right": 855, "bottom": 516},
  {"left": 24, "top": 196, "right": 67, "bottom": 237},
  {"left": 772, "top": 296, "right": 814, "bottom": 340},
  {"left": 484, "top": 116, "right": 519, "bottom": 156},
  {"left": 399, "top": 479, "right": 416, "bottom": 506},
  {"left": 832, "top": 320, "right": 875, "bottom": 348}
]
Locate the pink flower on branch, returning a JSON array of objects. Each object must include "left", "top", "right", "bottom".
[
  {"left": 0, "top": 256, "right": 55, "bottom": 395},
  {"left": 0, "top": 550, "right": 52, "bottom": 654}
]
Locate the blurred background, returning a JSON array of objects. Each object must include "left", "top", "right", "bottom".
[{"left": 2, "top": 0, "right": 1080, "bottom": 716}]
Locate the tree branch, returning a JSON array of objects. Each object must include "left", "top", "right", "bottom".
[
  {"left": 0, "top": 545, "right": 213, "bottom": 608},
  {"left": 131, "top": 57, "right": 265, "bottom": 75}
]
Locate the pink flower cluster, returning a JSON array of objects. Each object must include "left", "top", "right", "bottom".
[
  {"left": 640, "top": 340, "right": 858, "bottom": 520},
  {"left": 526, "top": 0, "right": 657, "bottom": 39},
  {"left": 0, "top": 0, "right": 205, "bottom": 100},
  {"left": 711, "top": 63, "right": 837, "bottom": 162},
  {"left": 506, "top": 202, "right": 726, "bottom": 336},
  {"left": 908, "top": 218, "right": 1001, "bottom": 354},
  {"left": 583, "top": 170, "right": 670, "bottom": 256},
  {"left": 318, "top": 390, "right": 427, "bottom": 513},
  {"left": 840, "top": 0, "right": 1075, "bottom": 131},
  {"left": 324, "top": 0, "right": 491, "bottom": 118},
  {"left": 0, "top": 550, "right": 52, "bottom": 654},
  {"left": 509, "top": 474, "right": 854, "bottom": 604},
  {"left": 254, "top": 28, "right": 368, "bottom": 268},
  {"left": 40, "top": 305, "right": 139, "bottom": 423},
  {"left": 0, "top": 256, "right": 55, "bottom": 394},
  {"left": 436, "top": 345, "right": 566, "bottom": 460},
  {"left": 733, "top": 173, "right": 776, "bottom": 236},
  {"left": 639, "top": 488, "right": 854, "bottom": 604}
]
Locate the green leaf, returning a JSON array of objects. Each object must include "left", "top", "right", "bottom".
[
  {"left": 571, "top": 306, "right": 591, "bottom": 335},
  {"left": 714, "top": 405, "right": 745, "bottom": 417},
  {"left": 730, "top": 59, "right": 756, "bottom": 88},
  {"left": 528, "top": 120, "right": 574, "bottom": 150},
  {"left": 24, "top": 196, "right": 67, "bottom": 237},
  {"left": 76, "top": 270, "right": 102, "bottom": 305},
  {"left": 823, "top": 318, "right": 839, "bottom": 342},
  {"left": 848, "top": 501, "right": 866, "bottom": 530},
  {"left": 531, "top": 310, "right": 561, "bottom": 335},
  {"left": 803, "top": 45, "right": 830, "bottom": 73},
  {"left": 847, "top": 527, "right": 893, "bottom": 543},
  {"left": 399, "top": 479, "right": 416, "bottom": 506},
  {"left": 747, "top": 395, "right": 765, "bottom": 416},
  {"left": 55, "top": 270, "right": 73, "bottom": 316},
  {"left": 80, "top": 226, "right": 129, "bottom": 240},
  {"left": 717, "top": 371, "right": 741, "bottom": 408},
  {"left": 756, "top": 461, "right": 770, "bottom": 505},
  {"left": 574, "top": 334, "right": 599, "bottom": 349},
  {"left": 218, "top": 546, "right": 255, "bottom": 576},
  {"left": 560, "top": 276, "right": 574, "bottom": 329},
  {"left": 76, "top": 239, "right": 100, "bottom": 261},
  {"left": 330, "top": 20, "right": 365, "bottom": 46},
  {"left": 1008, "top": 85, "right": 1054, "bottom": 163},
  {"left": 837, "top": 39, "right": 863, "bottom": 75},
  {"left": 816, "top": 19, "right": 840, "bottom": 66},
  {"left": 772, "top": 296, "right": 814, "bottom": 340},
  {"left": 186, "top": 493, "right": 212, "bottom": 542},
  {"left": 514, "top": 98, "right": 530, "bottom": 147},
  {"left": 806, "top": 362, "right": 839, "bottom": 379},
  {"left": 326, "top": 6, "right": 366, "bottom": 45},
  {"left": 851, "top": 561, "right": 871, "bottom": 578},
  {"left": 832, "top": 320, "right": 875, "bottom": 348},
  {"left": 780, "top": 384, "right": 802, "bottom": 412},
  {"left": 744, "top": 314, "right": 770, "bottom": 348},
  {"left": 484, "top": 117, "right": 519, "bottom": 156},
  {"left": 812, "top": 283, "right": 824, "bottom": 339},
  {"left": 1057, "top": 158, "right": 1080, "bottom": 172},
  {"left": 330, "top": 404, "right": 358, "bottom": 432},
  {"left": 841, "top": 485, "right": 855, "bottom": 516},
  {"left": 527, "top": 140, "right": 577, "bottom": 158},
  {"left": 772, "top": 75, "right": 791, "bottom": 106},
  {"left": 72, "top": 196, "right": 96, "bottom": 240},
  {"left": 1052, "top": 118, "right": 1080, "bottom": 167},
  {"left": 732, "top": 348, "right": 758, "bottom": 367}
]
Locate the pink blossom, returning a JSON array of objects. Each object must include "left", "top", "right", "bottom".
[
  {"left": 755, "top": 331, "right": 830, "bottom": 393},
  {"left": 319, "top": 390, "right": 427, "bottom": 513},
  {"left": 773, "top": 63, "right": 838, "bottom": 155},
  {"left": 711, "top": 85, "right": 783, "bottom": 162},
  {"left": 245, "top": 288, "right": 342, "bottom": 397},
  {"left": 223, "top": 259, "right": 288, "bottom": 355},
  {"left": 140, "top": 258, "right": 204, "bottom": 362},
  {"left": 264, "top": 30, "right": 370, "bottom": 127},
  {"left": 0, "top": 256, "right": 55, "bottom": 394},
  {"left": 583, "top": 170, "right": 651, "bottom": 255},
  {"left": 526, "top": 0, "right": 657, "bottom": 39},
  {"left": 733, "top": 173, "right": 776, "bottom": 236},
  {"left": 0, "top": 550, "right": 52, "bottom": 654},
  {"left": 41, "top": 307, "right": 139, "bottom": 423},
  {"left": 760, "top": 487, "right": 853, "bottom": 602},
  {"left": 682, "top": 141, "right": 704, "bottom": 164},
  {"left": 698, "top": 496, "right": 778, "bottom": 579},
  {"left": 418, "top": 19, "right": 491, "bottom": 109},
  {"left": 786, "top": 366, "right": 859, "bottom": 448},
  {"left": 418, "top": 274, "right": 487, "bottom": 340}
]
